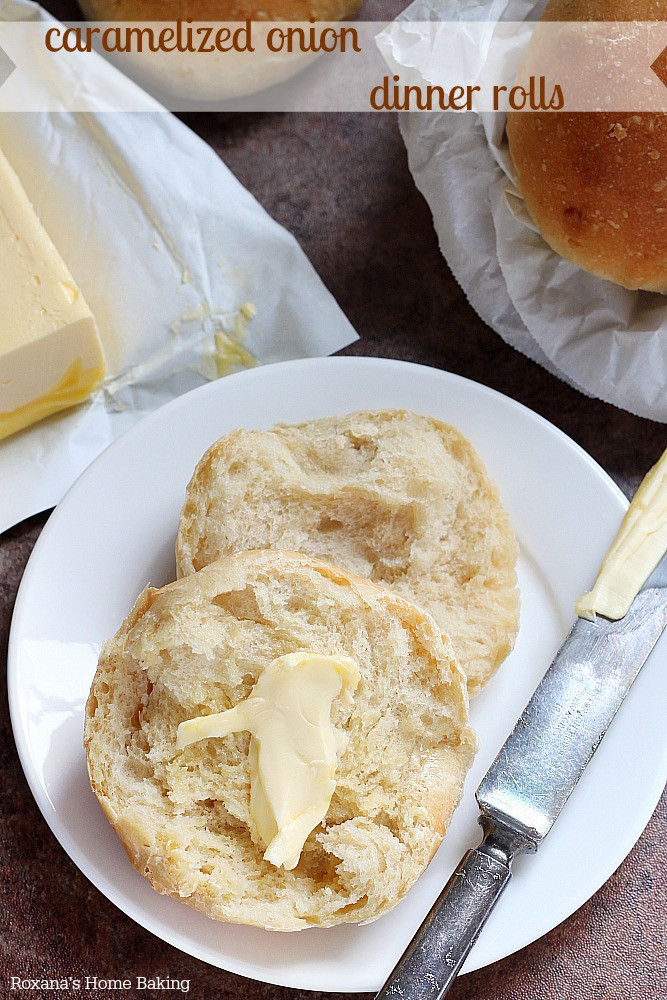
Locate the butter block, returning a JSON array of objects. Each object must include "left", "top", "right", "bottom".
[{"left": 0, "top": 148, "right": 106, "bottom": 441}]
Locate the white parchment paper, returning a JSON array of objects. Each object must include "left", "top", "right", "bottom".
[
  {"left": 0, "top": 0, "right": 358, "bottom": 533},
  {"left": 391, "top": 0, "right": 667, "bottom": 421}
]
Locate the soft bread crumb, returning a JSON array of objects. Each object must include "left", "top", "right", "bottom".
[{"left": 176, "top": 409, "right": 520, "bottom": 696}]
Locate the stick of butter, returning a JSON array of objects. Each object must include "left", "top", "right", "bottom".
[
  {"left": 0, "top": 148, "right": 106, "bottom": 441},
  {"left": 177, "top": 652, "right": 360, "bottom": 871}
]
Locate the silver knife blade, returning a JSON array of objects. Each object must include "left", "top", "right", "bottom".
[
  {"left": 477, "top": 573, "right": 667, "bottom": 849},
  {"left": 376, "top": 512, "right": 667, "bottom": 1000}
]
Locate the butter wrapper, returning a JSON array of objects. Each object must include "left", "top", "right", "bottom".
[
  {"left": 0, "top": 0, "right": 358, "bottom": 534},
  {"left": 392, "top": 0, "right": 667, "bottom": 421}
]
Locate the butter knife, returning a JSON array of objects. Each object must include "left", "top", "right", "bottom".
[{"left": 376, "top": 449, "right": 667, "bottom": 1000}]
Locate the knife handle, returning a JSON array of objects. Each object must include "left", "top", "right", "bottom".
[{"left": 375, "top": 830, "right": 519, "bottom": 1000}]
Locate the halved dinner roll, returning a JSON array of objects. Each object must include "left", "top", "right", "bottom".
[
  {"left": 84, "top": 549, "right": 476, "bottom": 930},
  {"left": 176, "top": 409, "right": 520, "bottom": 695}
]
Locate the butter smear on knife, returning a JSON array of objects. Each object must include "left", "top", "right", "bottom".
[
  {"left": 0, "top": 148, "right": 106, "bottom": 441},
  {"left": 576, "top": 447, "right": 667, "bottom": 621}
]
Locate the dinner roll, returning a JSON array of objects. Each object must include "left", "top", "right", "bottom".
[
  {"left": 84, "top": 549, "right": 476, "bottom": 930},
  {"left": 176, "top": 409, "right": 520, "bottom": 696},
  {"left": 79, "top": 0, "right": 360, "bottom": 21},
  {"left": 506, "top": 0, "right": 667, "bottom": 292},
  {"left": 78, "top": 0, "right": 362, "bottom": 101}
]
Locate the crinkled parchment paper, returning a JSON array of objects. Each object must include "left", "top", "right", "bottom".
[
  {"left": 0, "top": 0, "right": 358, "bottom": 532},
  {"left": 390, "top": 0, "right": 667, "bottom": 421}
]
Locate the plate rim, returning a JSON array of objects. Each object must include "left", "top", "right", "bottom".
[{"left": 10, "top": 355, "right": 654, "bottom": 994}]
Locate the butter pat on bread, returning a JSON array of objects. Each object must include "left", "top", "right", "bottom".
[{"left": 177, "top": 651, "right": 361, "bottom": 871}]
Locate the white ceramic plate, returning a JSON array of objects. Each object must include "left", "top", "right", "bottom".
[{"left": 9, "top": 358, "right": 667, "bottom": 993}]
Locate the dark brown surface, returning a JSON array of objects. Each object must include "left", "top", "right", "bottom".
[{"left": 2, "top": 3, "right": 667, "bottom": 998}]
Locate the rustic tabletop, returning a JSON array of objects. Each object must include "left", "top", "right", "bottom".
[{"left": 1, "top": 2, "right": 666, "bottom": 998}]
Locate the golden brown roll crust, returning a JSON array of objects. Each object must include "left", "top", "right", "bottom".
[
  {"left": 540, "top": 0, "right": 664, "bottom": 20},
  {"left": 507, "top": 112, "right": 667, "bottom": 292},
  {"left": 78, "top": 0, "right": 363, "bottom": 101},
  {"left": 79, "top": 0, "right": 361, "bottom": 23},
  {"left": 506, "top": 0, "right": 667, "bottom": 292},
  {"left": 84, "top": 550, "right": 477, "bottom": 931}
]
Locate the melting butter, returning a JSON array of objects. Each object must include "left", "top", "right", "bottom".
[
  {"left": 169, "top": 300, "right": 257, "bottom": 379},
  {"left": 213, "top": 301, "right": 257, "bottom": 377},
  {"left": 177, "top": 652, "right": 360, "bottom": 870},
  {"left": 575, "top": 447, "right": 667, "bottom": 621}
]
